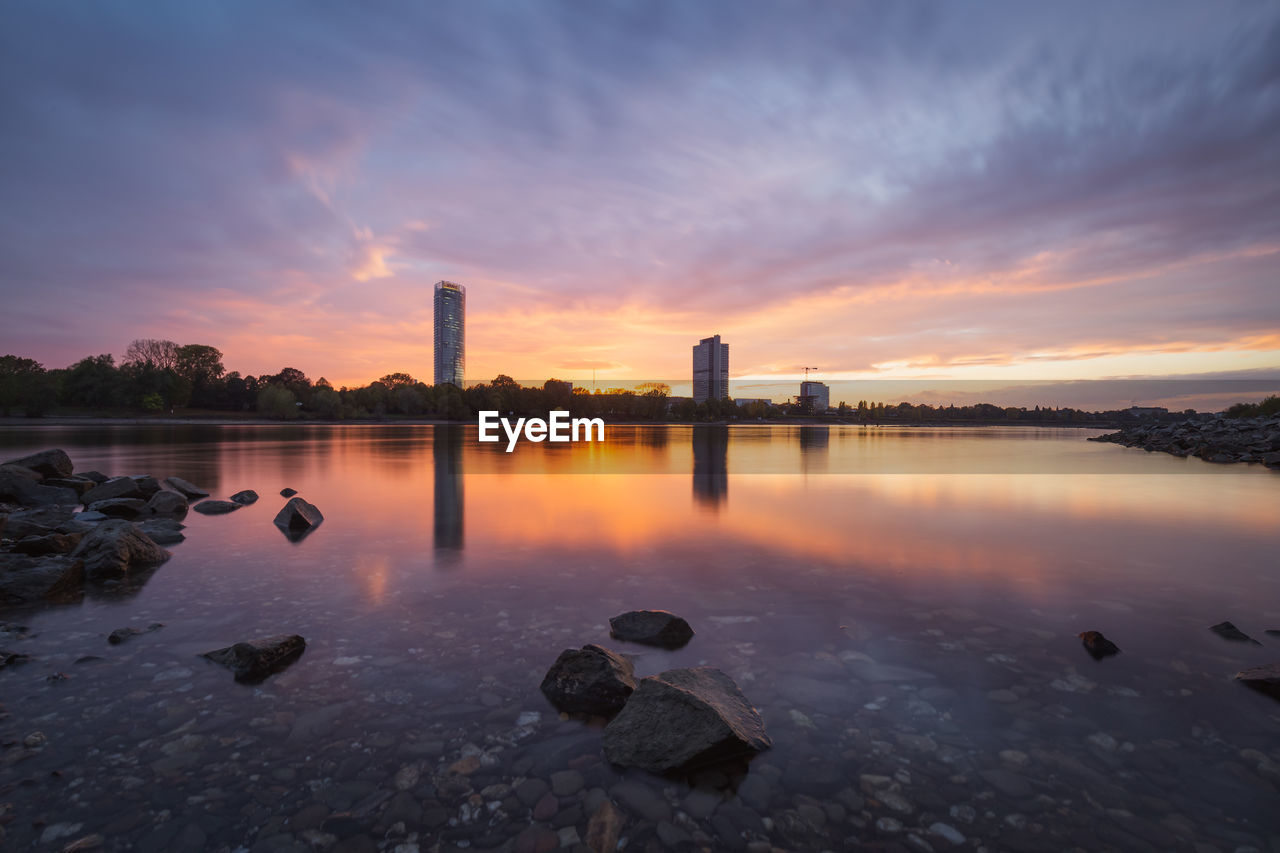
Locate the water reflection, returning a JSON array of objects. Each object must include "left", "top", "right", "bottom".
[
  {"left": 433, "top": 424, "right": 464, "bottom": 559},
  {"left": 798, "top": 425, "right": 829, "bottom": 474},
  {"left": 691, "top": 425, "right": 728, "bottom": 509}
]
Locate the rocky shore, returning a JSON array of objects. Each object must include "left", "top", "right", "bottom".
[{"left": 1089, "top": 415, "right": 1280, "bottom": 467}]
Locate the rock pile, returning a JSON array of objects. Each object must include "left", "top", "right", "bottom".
[{"left": 1090, "top": 415, "right": 1280, "bottom": 467}]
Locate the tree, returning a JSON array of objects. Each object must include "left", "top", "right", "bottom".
[
  {"left": 124, "top": 339, "right": 179, "bottom": 370},
  {"left": 257, "top": 384, "right": 299, "bottom": 419},
  {"left": 62, "top": 354, "right": 125, "bottom": 409},
  {"left": 0, "top": 355, "right": 56, "bottom": 417},
  {"left": 379, "top": 373, "right": 417, "bottom": 389}
]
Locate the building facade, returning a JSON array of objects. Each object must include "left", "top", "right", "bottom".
[
  {"left": 433, "top": 281, "right": 466, "bottom": 386},
  {"left": 692, "top": 335, "right": 729, "bottom": 403},
  {"left": 800, "top": 380, "right": 830, "bottom": 412}
]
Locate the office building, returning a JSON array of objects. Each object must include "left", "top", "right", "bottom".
[
  {"left": 434, "top": 281, "right": 465, "bottom": 386},
  {"left": 692, "top": 335, "right": 729, "bottom": 403},
  {"left": 800, "top": 380, "right": 830, "bottom": 412}
]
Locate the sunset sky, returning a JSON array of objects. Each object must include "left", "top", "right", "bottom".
[{"left": 2, "top": 2, "right": 1278, "bottom": 392}]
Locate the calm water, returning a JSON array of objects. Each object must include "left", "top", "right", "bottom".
[{"left": 1, "top": 424, "right": 1278, "bottom": 852}]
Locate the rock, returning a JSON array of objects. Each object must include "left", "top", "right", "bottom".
[
  {"left": 79, "top": 471, "right": 108, "bottom": 484},
  {"left": 69, "top": 519, "right": 170, "bottom": 580},
  {"left": 540, "top": 644, "right": 637, "bottom": 716},
  {"left": 3, "top": 448, "right": 74, "bottom": 479},
  {"left": 1210, "top": 621, "right": 1261, "bottom": 645},
  {"left": 1235, "top": 663, "right": 1280, "bottom": 700},
  {"left": 192, "top": 499, "right": 242, "bottom": 515},
  {"left": 230, "top": 489, "right": 259, "bottom": 505},
  {"left": 602, "top": 666, "right": 771, "bottom": 773},
  {"left": 129, "top": 475, "right": 161, "bottom": 498},
  {"left": 1, "top": 649, "right": 33, "bottom": 668},
  {"left": 146, "top": 490, "right": 189, "bottom": 519},
  {"left": 0, "top": 554, "right": 84, "bottom": 604},
  {"left": 164, "top": 477, "right": 210, "bottom": 499},
  {"left": 9, "top": 531, "right": 83, "bottom": 556},
  {"left": 108, "top": 623, "right": 165, "bottom": 645},
  {"left": 137, "top": 518, "right": 186, "bottom": 545},
  {"left": 280, "top": 487, "right": 298, "bottom": 497},
  {"left": 274, "top": 496, "right": 324, "bottom": 541},
  {"left": 81, "top": 477, "right": 144, "bottom": 505},
  {"left": 608, "top": 609, "right": 695, "bottom": 648},
  {"left": 584, "top": 801, "right": 623, "bottom": 853},
  {"left": 0, "top": 471, "right": 78, "bottom": 507},
  {"left": 1, "top": 505, "right": 76, "bottom": 538},
  {"left": 1079, "top": 630, "right": 1121, "bottom": 660},
  {"left": 87, "top": 497, "right": 149, "bottom": 519},
  {"left": 201, "top": 633, "right": 306, "bottom": 683},
  {"left": 43, "top": 477, "right": 95, "bottom": 496}
]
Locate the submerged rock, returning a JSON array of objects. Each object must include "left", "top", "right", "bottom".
[
  {"left": 602, "top": 666, "right": 771, "bottom": 773},
  {"left": 2, "top": 448, "right": 74, "bottom": 479},
  {"left": 540, "top": 644, "right": 637, "bottom": 716},
  {"left": 108, "top": 623, "right": 165, "bottom": 645},
  {"left": 1, "top": 649, "right": 33, "bottom": 668},
  {"left": 69, "top": 519, "right": 170, "bottom": 580},
  {"left": 164, "top": 477, "right": 210, "bottom": 499},
  {"left": 201, "top": 634, "right": 306, "bottom": 683},
  {"left": 609, "top": 610, "right": 695, "bottom": 649},
  {"left": 1210, "top": 621, "right": 1261, "bottom": 645},
  {"left": 137, "top": 518, "right": 186, "bottom": 545},
  {"left": 1079, "top": 630, "right": 1121, "bottom": 660},
  {"left": 230, "top": 489, "right": 259, "bottom": 505},
  {"left": 0, "top": 554, "right": 84, "bottom": 604},
  {"left": 1236, "top": 663, "right": 1280, "bottom": 700},
  {"left": 274, "top": 496, "right": 324, "bottom": 541},
  {"left": 192, "top": 499, "right": 242, "bottom": 515},
  {"left": 280, "top": 487, "right": 298, "bottom": 497}
]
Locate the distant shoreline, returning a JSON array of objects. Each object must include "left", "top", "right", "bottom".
[{"left": 0, "top": 415, "right": 1117, "bottom": 429}]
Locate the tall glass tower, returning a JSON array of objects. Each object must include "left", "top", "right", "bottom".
[
  {"left": 433, "top": 281, "right": 465, "bottom": 386},
  {"left": 692, "top": 334, "right": 729, "bottom": 402}
]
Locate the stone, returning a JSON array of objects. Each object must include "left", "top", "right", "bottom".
[
  {"left": 70, "top": 519, "right": 170, "bottom": 580},
  {"left": 137, "top": 518, "right": 186, "bottom": 545},
  {"left": 540, "top": 644, "right": 637, "bottom": 716},
  {"left": 1210, "top": 621, "right": 1261, "bottom": 645},
  {"left": 1079, "top": 630, "right": 1121, "bottom": 660},
  {"left": 281, "top": 487, "right": 298, "bottom": 497},
  {"left": 608, "top": 609, "right": 695, "bottom": 648},
  {"left": 979, "top": 768, "right": 1033, "bottom": 798},
  {"left": 0, "top": 553, "right": 84, "bottom": 604},
  {"left": 43, "top": 477, "right": 95, "bottom": 495},
  {"left": 0, "top": 470, "right": 78, "bottom": 507},
  {"left": 146, "top": 490, "right": 189, "bottom": 519},
  {"left": 81, "top": 476, "right": 143, "bottom": 504},
  {"left": 584, "top": 801, "right": 624, "bottom": 853},
  {"left": 1235, "top": 663, "right": 1280, "bottom": 700},
  {"left": 230, "top": 489, "right": 259, "bottom": 505},
  {"left": 274, "top": 496, "right": 324, "bottom": 541},
  {"left": 109, "top": 622, "right": 165, "bottom": 645},
  {"left": 192, "top": 499, "right": 242, "bottom": 515},
  {"left": 164, "top": 477, "right": 210, "bottom": 499},
  {"left": 3, "top": 448, "right": 74, "bottom": 478},
  {"left": 602, "top": 666, "right": 771, "bottom": 773},
  {"left": 9, "top": 531, "right": 83, "bottom": 556},
  {"left": 129, "top": 475, "right": 162, "bottom": 498},
  {"left": 550, "top": 769, "right": 584, "bottom": 797},
  {"left": 201, "top": 633, "right": 307, "bottom": 683},
  {"left": 87, "top": 497, "right": 149, "bottom": 519}
]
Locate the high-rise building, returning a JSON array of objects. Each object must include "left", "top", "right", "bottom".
[
  {"left": 800, "top": 381, "right": 830, "bottom": 412},
  {"left": 692, "top": 334, "right": 729, "bottom": 403},
  {"left": 434, "top": 281, "right": 465, "bottom": 386}
]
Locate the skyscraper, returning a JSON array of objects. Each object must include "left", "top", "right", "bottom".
[
  {"left": 434, "top": 281, "right": 465, "bottom": 386},
  {"left": 692, "top": 334, "right": 729, "bottom": 403}
]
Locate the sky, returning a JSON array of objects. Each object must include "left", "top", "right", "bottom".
[{"left": 2, "top": 1, "right": 1279, "bottom": 398}]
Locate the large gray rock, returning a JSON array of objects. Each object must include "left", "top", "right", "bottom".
[
  {"left": 609, "top": 610, "right": 695, "bottom": 649},
  {"left": 10, "top": 532, "right": 84, "bottom": 556},
  {"left": 2, "top": 449, "right": 74, "bottom": 479},
  {"left": 201, "top": 634, "right": 306, "bottom": 683},
  {"left": 192, "top": 499, "right": 242, "bottom": 515},
  {"left": 230, "top": 489, "right": 259, "bottom": 505},
  {"left": 129, "top": 475, "right": 161, "bottom": 498},
  {"left": 540, "top": 644, "right": 637, "bottom": 716},
  {"left": 69, "top": 519, "right": 171, "bottom": 581},
  {"left": 1236, "top": 663, "right": 1280, "bottom": 700},
  {"left": 164, "top": 477, "right": 210, "bottom": 499},
  {"left": 146, "top": 490, "right": 189, "bottom": 519},
  {"left": 1210, "top": 621, "right": 1261, "bottom": 645},
  {"left": 602, "top": 667, "right": 771, "bottom": 773},
  {"left": 0, "top": 471, "right": 78, "bottom": 507},
  {"left": 0, "top": 463, "right": 42, "bottom": 482},
  {"left": 43, "top": 477, "right": 96, "bottom": 496},
  {"left": 0, "top": 553, "right": 84, "bottom": 605},
  {"left": 274, "top": 497, "right": 323, "bottom": 541},
  {"left": 1, "top": 505, "right": 78, "bottom": 538},
  {"left": 81, "top": 477, "right": 143, "bottom": 505},
  {"left": 137, "top": 518, "right": 186, "bottom": 545}
]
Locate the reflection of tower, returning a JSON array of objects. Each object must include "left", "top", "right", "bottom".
[
  {"left": 798, "top": 425, "right": 829, "bottom": 474},
  {"left": 692, "top": 425, "right": 728, "bottom": 508},
  {"left": 433, "top": 424, "right": 464, "bottom": 558}
]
